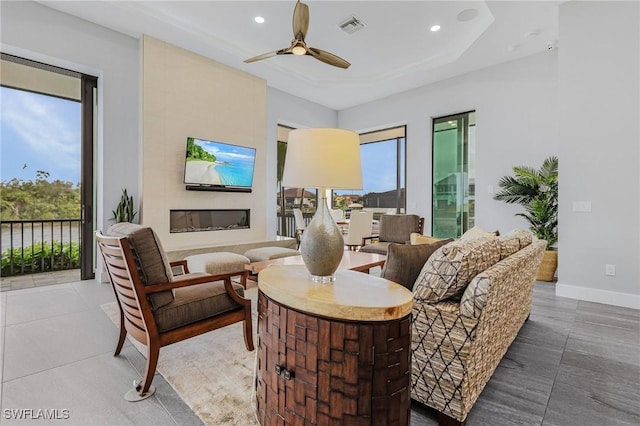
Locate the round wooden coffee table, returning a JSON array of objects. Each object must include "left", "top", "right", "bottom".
[{"left": 256, "top": 265, "right": 413, "bottom": 425}]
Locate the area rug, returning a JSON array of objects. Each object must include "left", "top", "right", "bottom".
[{"left": 101, "top": 286, "right": 259, "bottom": 426}]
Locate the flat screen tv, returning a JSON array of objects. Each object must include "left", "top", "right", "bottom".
[{"left": 183, "top": 137, "right": 256, "bottom": 192}]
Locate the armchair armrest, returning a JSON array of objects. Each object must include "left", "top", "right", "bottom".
[
  {"left": 361, "top": 235, "right": 380, "bottom": 246},
  {"left": 144, "top": 272, "right": 250, "bottom": 306},
  {"left": 170, "top": 259, "right": 189, "bottom": 275}
]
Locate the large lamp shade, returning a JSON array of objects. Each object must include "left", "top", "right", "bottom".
[{"left": 282, "top": 128, "right": 362, "bottom": 190}]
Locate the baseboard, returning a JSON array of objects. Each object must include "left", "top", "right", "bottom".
[{"left": 555, "top": 282, "right": 640, "bottom": 310}]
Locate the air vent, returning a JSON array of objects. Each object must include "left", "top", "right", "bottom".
[{"left": 338, "top": 15, "right": 366, "bottom": 34}]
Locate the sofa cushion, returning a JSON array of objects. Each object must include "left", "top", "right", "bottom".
[
  {"left": 105, "top": 222, "right": 174, "bottom": 310},
  {"left": 502, "top": 229, "right": 534, "bottom": 249},
  {"left": 381, "top": 239, "right": 453, "bottom": 290},
  {"left": 413, "top": 237, "right": 501, "bottom": 303},
  {"left": 154, "top": 278, "right": 244, "bottom": 332},
  {"left": 498, "top": 235, "right": 521, "bottom": 260}
]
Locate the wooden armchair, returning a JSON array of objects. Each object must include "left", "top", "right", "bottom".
[
  {"left": 359, "top": 214, "right": 424, "bottom": 255},
  {"left": 96, "top": 224, "right": 254, "bottom": 402}
]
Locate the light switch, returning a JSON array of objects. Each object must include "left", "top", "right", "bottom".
[
  {"left": 605, "top": 264, "right": 616, "bottom": 276},
  {"left": 487, "top": 185, "right": 494, "bottom": 194}
]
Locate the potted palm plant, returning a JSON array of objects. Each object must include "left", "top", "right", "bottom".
[{"left": 494, "top": 156, "right": 558, "bottom": 281}]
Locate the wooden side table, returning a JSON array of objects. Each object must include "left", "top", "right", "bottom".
[{"left": 256, "top": 265, "right": 413, "bottom": 426}]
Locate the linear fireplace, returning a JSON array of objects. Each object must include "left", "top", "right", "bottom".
[{"left": 170, "top": 209, "right": 250, "bottom": 233}]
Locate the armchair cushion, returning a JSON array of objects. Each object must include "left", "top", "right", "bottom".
[
  {"left": 381, "top": 239, "right": 453, "bottom": 290},
  {"left": 105, "top": 222, "right": 174, "bottom": 310},
  {"left": 378, "top": 214, "right": 421, "bottom": 244},
  {"left": 154, "top": 278, "right": 245, "bottom": 332},
  {"left": 413, "top": 237, "right": 501, "bottom": 303},
  {"left": 358, "top": 241, "right": 390, "bottom": 255}
]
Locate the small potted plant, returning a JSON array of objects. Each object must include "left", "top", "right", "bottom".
[
  {"left": 112, "top": 188, "right": 137, "bottom": 223},
  {"left": 494, "top": 156, "right": 558, "bottom": 281}
]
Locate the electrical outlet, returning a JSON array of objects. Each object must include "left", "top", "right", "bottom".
[
  {"left": 487, "top": 185, "right": 494, "bottom": 194},
  {"left": 573, "top": 201, "right": 592, "bottom": 212},
  {"left": 605, "top": 264, "right": 616, "bottom": 276}
]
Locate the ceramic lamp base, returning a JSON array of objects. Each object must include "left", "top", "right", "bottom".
[{"left": 299, "top": 197, "right": 344, "bottom": 281}]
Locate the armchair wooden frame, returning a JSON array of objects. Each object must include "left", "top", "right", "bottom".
[{"left": 96, "top": 232, "right": 254, "bottom": 401}]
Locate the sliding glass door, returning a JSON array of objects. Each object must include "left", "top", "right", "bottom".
[{"left": 432, "top": 112, "right": 475, "bottom": 238}]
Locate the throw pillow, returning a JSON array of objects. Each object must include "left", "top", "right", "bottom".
[
  {"left": 460, "top": 273, "right": 492, "bottom": 318},
  {"left": 459, "top": 226, "right": 500, "bottom": 241},
  {"left": 381, "top": 238, "right": 453, "bottom": 290},
  {"left": 413, "top": 237, "right": 501, "bottom": 303},
  {"left": 409, "top": 232, "right": 443, "bottom": 245},
  {"left": 105, "top": 222, "right": 175, "bottom": 310}
]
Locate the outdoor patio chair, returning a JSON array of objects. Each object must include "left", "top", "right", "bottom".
[
  {"left": 96, "top": 223, "right": 254, "bottom": 402},
  {"left": 343, "top": 210, "right": 374, "bottom": 251}
]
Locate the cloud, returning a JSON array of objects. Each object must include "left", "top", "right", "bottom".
[{"left": 1, "top": 88, "right": 81, "bottom": 174}]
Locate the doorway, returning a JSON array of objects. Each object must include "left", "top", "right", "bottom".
[
  {"left": 0, "top": 53, "right": 97, "bottom": 281},
  {"left": 432, "top": 111, "right": 476, "bottom": 238}
]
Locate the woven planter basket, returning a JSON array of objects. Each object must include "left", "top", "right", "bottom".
[{"left": 537, "top": 250, "right": 557, "bottom": 282}]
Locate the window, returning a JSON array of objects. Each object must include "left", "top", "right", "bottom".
[
  {"left": 333, "top": 126, "right": 406, "bottom": 218},
  {"left": 432, "top": 112, "right": 475, "bottom": 238},
  {"left": 275, "top": 125, "right": 318, "bottom": 237}
]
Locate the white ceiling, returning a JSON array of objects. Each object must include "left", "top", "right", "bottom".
[{"left": 37, "top": 1, "right": 560, "bottom": 110}]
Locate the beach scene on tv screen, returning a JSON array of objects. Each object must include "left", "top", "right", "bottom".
[{"left": 184, "top": 137, "right": 255, "bottom": 187}]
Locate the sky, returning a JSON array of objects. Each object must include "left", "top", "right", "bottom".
[
  {"left": 1, "top": 86, "right": 81, "bottom": 184},
  {"left": 335, "top": 139, "right": 403, "bottom": 196}
]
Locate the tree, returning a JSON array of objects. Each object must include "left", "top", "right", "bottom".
[{"left": 0, "top": 175, "right": 81, "bottom": 220}]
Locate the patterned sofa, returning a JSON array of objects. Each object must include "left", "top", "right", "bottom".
[{"left": 380, "top": 230, "right": 546, "bottom": 425}]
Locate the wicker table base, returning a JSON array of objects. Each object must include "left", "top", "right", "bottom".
[{"left": 256, "top": 290, "right": 411, "bottom": 425}]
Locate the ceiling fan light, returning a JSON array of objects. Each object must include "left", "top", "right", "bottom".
[{"left": 292, "top": 43, "right": 306, "bottom": 55}]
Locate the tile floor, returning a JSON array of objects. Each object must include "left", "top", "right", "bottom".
[{"left": 0, "top": 278, "right": 638, "bottom": 425}]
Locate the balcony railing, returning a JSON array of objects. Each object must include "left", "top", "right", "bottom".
[
  {"left": 1, "top": 219, "right": 81, "bottom": 276},
  {"left": 276, "top": 212, "right": 313, "bottom": 238}
]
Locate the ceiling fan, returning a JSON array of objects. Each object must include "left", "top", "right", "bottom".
[{"left": 244, "top": 0, "right": 350, "bottom": 69}]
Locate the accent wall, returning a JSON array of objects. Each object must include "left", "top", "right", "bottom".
[{"left": 141, "top": 36, "right": 267, "bottom": 251}]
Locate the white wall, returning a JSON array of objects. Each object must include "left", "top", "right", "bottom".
[
  {"left": 266, "top": 88, "right": 337, "bottom": 238},
  {"left": 556, "top": 1, "right": 639, "bottom": 308},
  {"left": 338, "top": 52, "right": 559, "bottom": 236},
  {"left": 0, "top": 0, "right": 140, "bottom": 239}
]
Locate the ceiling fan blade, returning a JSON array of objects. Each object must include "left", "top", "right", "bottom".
[
  {"left": 244, "top": 51, "right": 278, "bottom": 64},
  {"left": 292, "top": 0, "right": 309, "bottom": 40},
  {"left": 244, "top": 48, "right": 291, "bottom": 64},
  {"left": 308, "top": 47, "right": 351, "bottom": 69}
]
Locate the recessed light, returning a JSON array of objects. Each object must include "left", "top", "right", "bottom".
[
  {"left": 525, "top": 30, "right": 540, "bottom": 39},
  {"left": 254, "top": 16, "right": 265, "bottom": 24},
  {"left": 430, "top": 25, "right": 441, "bottom": 32}
]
